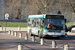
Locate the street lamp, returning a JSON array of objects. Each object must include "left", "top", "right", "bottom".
[
  {"left": 72, "top": 12, "right": 75, "bottom": 25},
  {"left": 5, "top": 13, "right": 9, "bottom": 33}
]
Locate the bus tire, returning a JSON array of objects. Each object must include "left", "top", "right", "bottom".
[
  {"left": 38, "top": 31, "right": 43, "bottom": 38},
  {"left": 29, "top": 29, "right": 33, "bottom": 36}
]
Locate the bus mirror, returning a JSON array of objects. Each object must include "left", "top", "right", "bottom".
[
  {"left": 42, "top": 20, "right": 44, "bottom": 23},
  {"left": 65, "top": 19, "right": 67, "bottom": 23}
]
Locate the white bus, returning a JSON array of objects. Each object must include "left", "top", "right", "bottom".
[{"left": 27, "top": 14, "right": 67, "bottom": 38}]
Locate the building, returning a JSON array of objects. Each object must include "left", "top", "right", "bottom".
[{"left": 0, "top": 0, "right": 5, "bottom": 20}]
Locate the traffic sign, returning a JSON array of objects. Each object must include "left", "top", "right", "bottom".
[{"left": 5, "top": 13, "right": 9, "bottom": 20}]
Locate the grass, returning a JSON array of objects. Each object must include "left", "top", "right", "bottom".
[
  {"left": 66, "top": 22, "right": 75, "bottom": 27},
  {"left": 0, "top": 22, "right": 27, "bottom": 27},
  {"left": 0, "top": 22, "right": 75, "bottom": 27}
]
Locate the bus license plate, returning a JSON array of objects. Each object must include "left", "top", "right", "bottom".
[{"left": 53, "top": 35, "right": 57, "bottom": 37}]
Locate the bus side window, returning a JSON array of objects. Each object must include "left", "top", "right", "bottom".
[
  {"left": 29, "top": 18, "right": 30, "bottom": 21},
  {"left": 40, "top": 19, "right": 43, "bottom": 27},
  {"left": 28, "top": 18, "right": 32, "bottom": 26},
  {"left": 32, "top": 20, "right": 34, "bottom": 24},
  {"left": 37, "top": 21, "right": 40, "bottom": 27},
  {"left": 35, "top": 18, "right": 40, "bottom": 27},
  {"left": 32, "top": 20, "right": 36, "bottom": 27}
]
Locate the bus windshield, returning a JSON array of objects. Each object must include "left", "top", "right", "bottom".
[{"left": 44, "top": 19, "right": 65, "bottom": 30}]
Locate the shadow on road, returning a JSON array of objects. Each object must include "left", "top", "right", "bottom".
[{"left": 43, "top": 35, "right": 75, "bottom": 40}]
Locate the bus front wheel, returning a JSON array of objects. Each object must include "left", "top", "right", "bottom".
[{"left": 38, "top": 31, "right": 42, "bottom": 38}]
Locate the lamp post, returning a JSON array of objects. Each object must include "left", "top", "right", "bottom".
[
  {"left": 71, "top": 13, "right": 73, "bottom": 25},
  {"left": 73, "top": 13, "right": 75, "bottom": 19},
  {"left": 5, "top": 13, "right": 9, "bottom": 33},
  {"left": 72, "top": 12, "right": 75, "bottom": 25}
]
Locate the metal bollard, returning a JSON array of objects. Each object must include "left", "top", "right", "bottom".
[
  {"left": 40, "top": 38, "right": 44, "bottom": 45},
  {"left": 2, "top": 27, "right": 3, "bottom": 31},
  {"left": 32, "top": 36, "right": 35, "bottom": 42},
  {"left": 0, "top": 27, "right": 3, "bottom": 31},
  {"left": 25, "top": 34, "right": 28, "bottom": 40},
  {"left": 64, "top": 44, "right": 69, "bottom": 50},
  {"left": 18, "top": 44, "right": 23, "bottom": 50},
  {"left": 8, "top": 30, "right": 11, "bottom": 35},
  {"left": 18, "top": 26, "right": 21, "bottom": 31},
  {"left": 14, "top": 32, "right": 17, "bottom": 37},
  {"left": 52, "top": 40, "right": 56, "bottom": 48},
  {"left": 11, "top": 30, "right": 14, "bottom": 36},
  {"left": 19, "top": 33, "right": 22, "bottom": 38}
]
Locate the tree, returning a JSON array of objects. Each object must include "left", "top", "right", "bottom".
[
  {"left": 33, "top": 0, "right": 57, "bottom": 14},
  {"left": 5, "top": 0, "right": 27, "bottom": 20},
  {"left": 4, "top": 0, "right": 75, "bottom": 21},
  {"left": 67, "top": 0, "right": 75, "bottom": 13},
  {"left": 57, "top": 11, "right": 62, "bottom": 14}
]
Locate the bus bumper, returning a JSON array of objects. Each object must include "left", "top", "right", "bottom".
[
  {"left": 43, "top": 32, "right": 65, "bottom": 37},
  {"left": 44, "top": 35, "right": 65, "bottom": 37}
]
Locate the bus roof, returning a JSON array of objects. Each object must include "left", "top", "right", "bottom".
[
  {"left": 28, "top": 14, "right": 64, "bottom": 18},
  {"left": 28, "top": 14, "right": 46, "bottom": 18}
]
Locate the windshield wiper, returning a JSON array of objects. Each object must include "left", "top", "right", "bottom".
[{"left": 52, "top": 25, "right": 63, "bottom": 30}]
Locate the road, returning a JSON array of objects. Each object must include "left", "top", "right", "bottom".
[
  {"left": 0, "top": 32, "right": 75, "bottom": 50},
  {"left": 0, "top": 33, "right": 61, "bottom": 50},
  {"left": 0, "top": 27, "right": 75, "bottom": 50},
  {"left": 20, "top": 31, "right": 75, "bottom": 50}
]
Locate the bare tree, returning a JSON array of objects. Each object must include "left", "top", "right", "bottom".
[
  {"left": 33, "top": 0, "right": 57, "bottom": 14},
  {"left": 5, "top": 0, "right": 26, "bottom": 19},
  {"left": 67, "top": 0, "right": 75, "bottom": 13},
  {"left": 4, "top": 0, "right": 75, "bottom": 21}
]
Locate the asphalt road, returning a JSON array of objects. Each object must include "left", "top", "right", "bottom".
[
  {"left": 0, "top": 33, "right": 60, "bottom": 50},
  {"left": 0, "top": 27, "right": 75, "bottom": 50}
]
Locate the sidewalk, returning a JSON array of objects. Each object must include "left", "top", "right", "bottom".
[
  {"left": 0, "top": 33, "right": 60, "bottom": 50},
  {"left": 0, "top": 27, "right": 28, "bottom": 31}
]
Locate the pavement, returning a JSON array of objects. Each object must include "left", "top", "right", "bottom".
[
  {"left": 0, "top": 27, "right": 28, "bottom": 31},
  {"left": 0, "top": 33, "right": 62, "bottom": 50}
]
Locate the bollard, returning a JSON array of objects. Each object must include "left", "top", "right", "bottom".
[
  {"left": 52, "top": 40, "right": 56, "bottom": 48},
  {"left": 11, "top": 30, "right": 14, "bottom": 36},
  {"left": 65, "top": 33, "right": 68, "bottom": 37},
  {"left": 2, "top": 27, "right": 3, "bottom": 31},
  {"left": 64, "top": 44, "right": 69, "bottom": 50},
  {"left": 8, "top": 30, "right": 11, "bottom": 35},
  {"left": 19, "top": 33, "right": 22, "bottom": 38},
  {"left": 14, "top": 32, "right": 17, "bottom": 37},
  {"left": 0, "top": 27, "right": 3, "bottom": 31},
  {"left": 18, "top": 44, "right": 23, "bottom": 50},
  {"left": 40, "top": 38, "right": 44, "bottom": 45},
  {"left": 18, "top": 26, "right": 21, "bottom": 31},
  {"left": 32, "top": 36, "right": 35, "bottom": 42},
  {"left": 25, "top": 34, "right": 28, "bottom": 40}
]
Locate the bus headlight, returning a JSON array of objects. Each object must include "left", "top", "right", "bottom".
[{"left": 61, "top": 30, "right": 65, "bottom": 33}]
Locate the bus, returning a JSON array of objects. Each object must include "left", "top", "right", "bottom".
[{"left": 27, "top": 14, "right": 67, "bottom": 38}]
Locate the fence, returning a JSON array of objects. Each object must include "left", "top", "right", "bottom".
[{"left": 6, "top": 30, "right": 75, "bottom": 50}]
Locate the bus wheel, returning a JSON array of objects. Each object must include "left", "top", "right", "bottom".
[
  {"left": 29, "top": 29, "right": 33, "bottom": 36},
  {"left": 39, "top": 34, "right": 43, "bottom": 38},
  {"left": 38, "top": 31, "right": 42, "bottom": 38}
]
